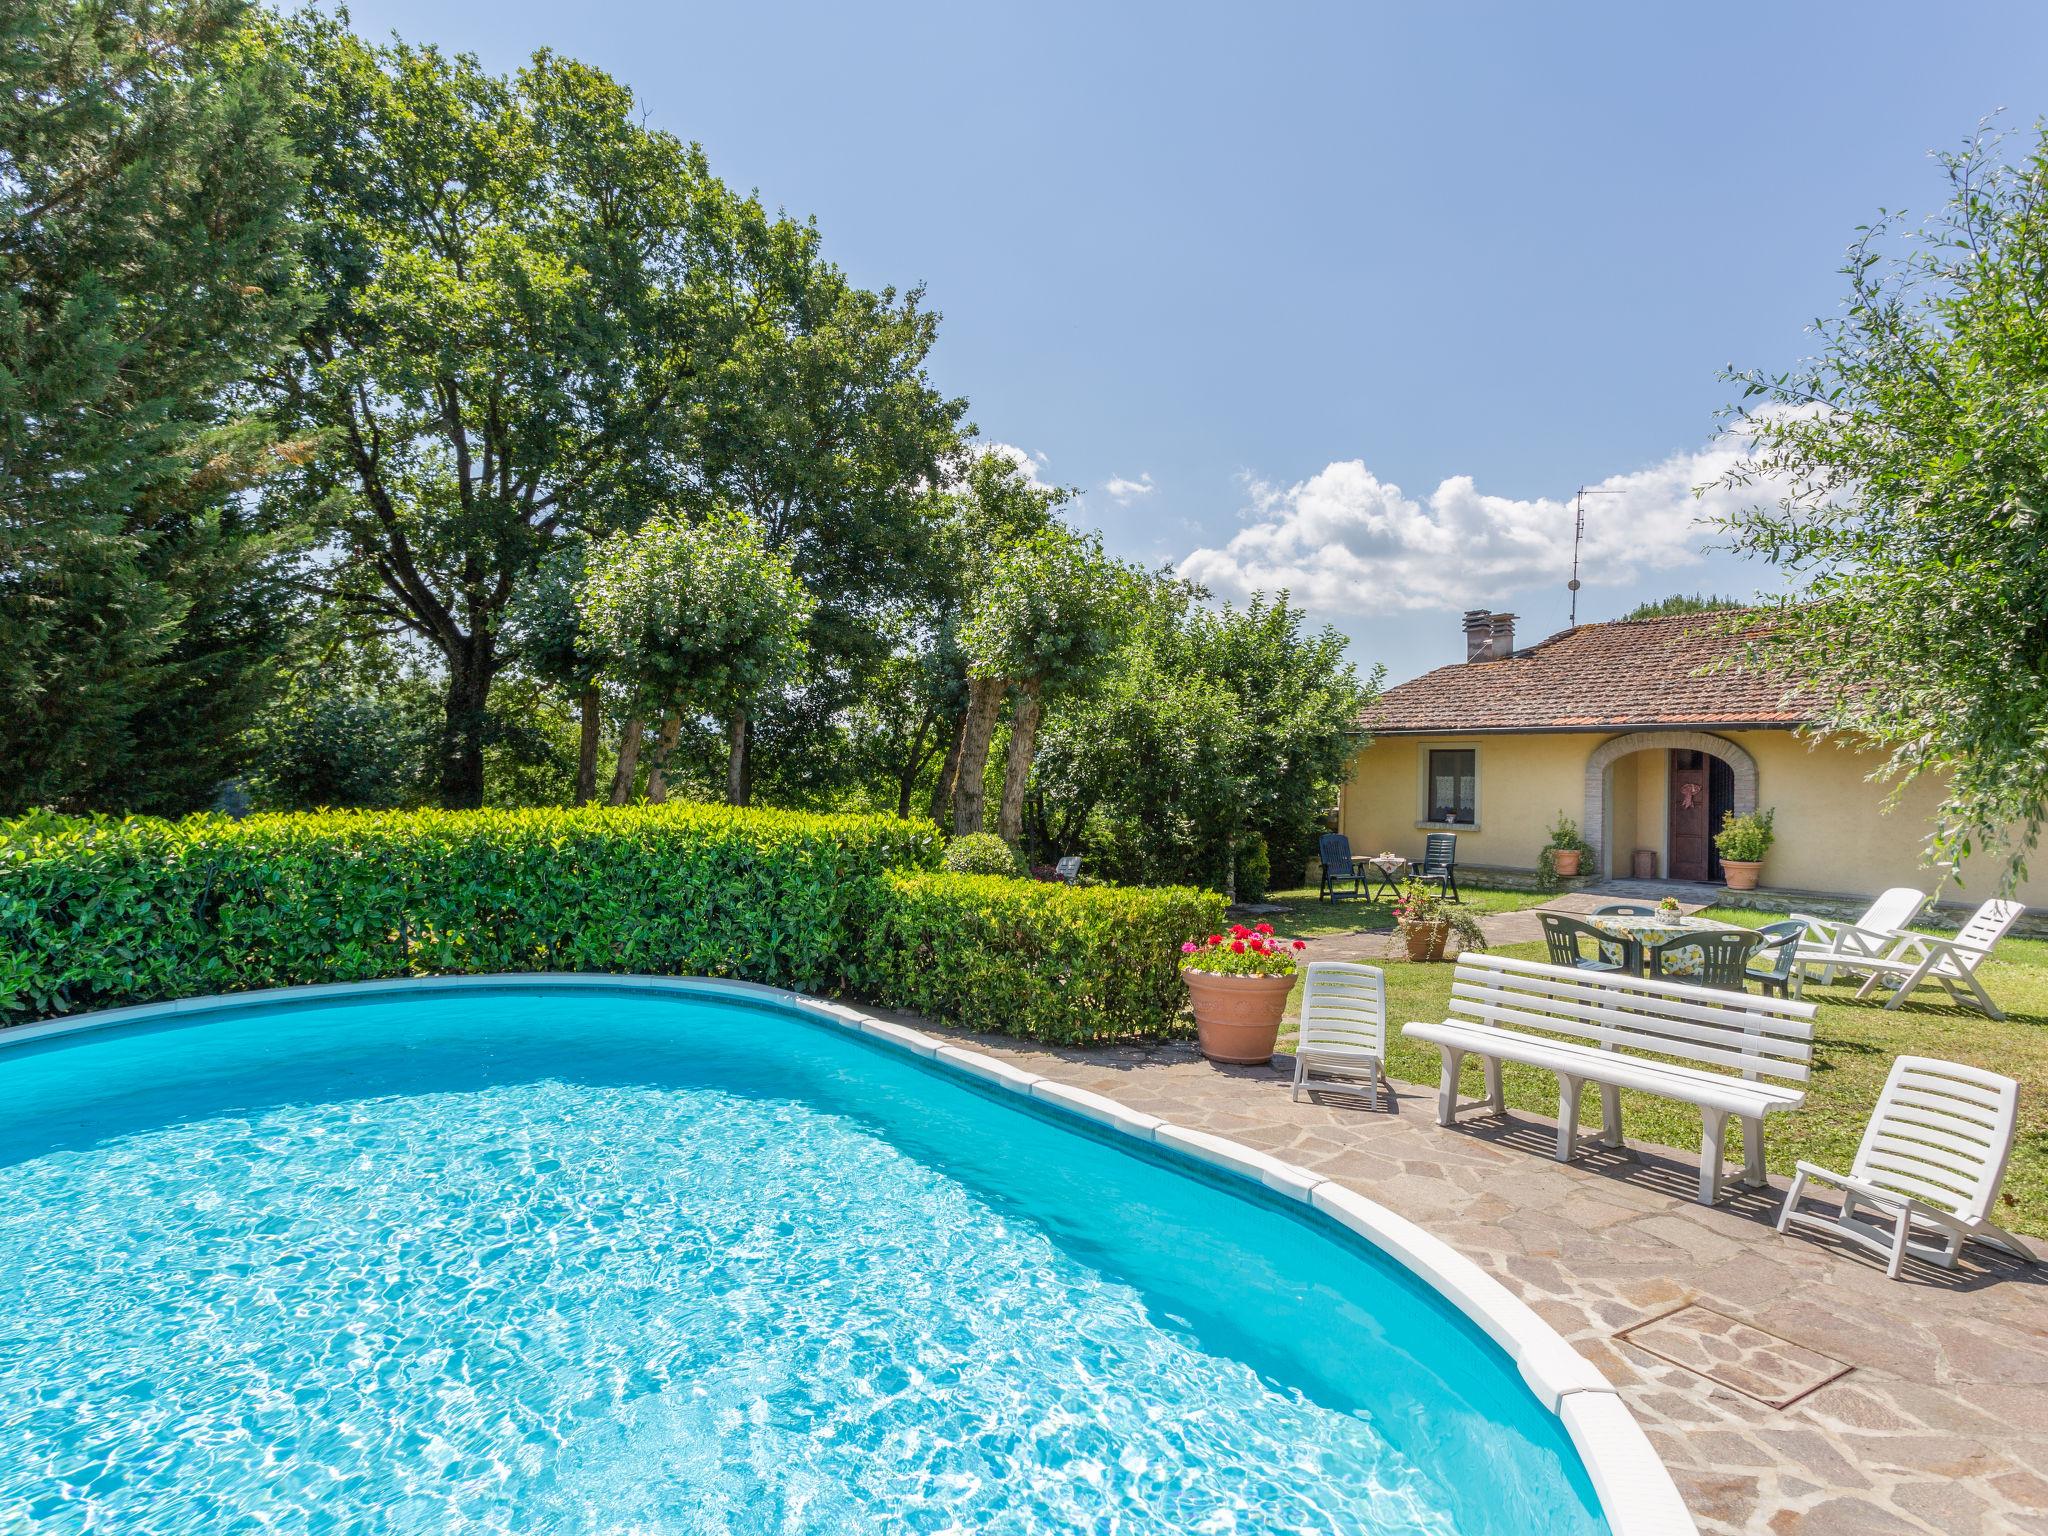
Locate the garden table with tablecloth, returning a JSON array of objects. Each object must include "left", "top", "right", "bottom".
[
  {"left": 1583, "top": 912, "right": 1747, "bottom": 979},
  {"left": 1360, "top": 854, "right": 1409, "bottom": 900}
]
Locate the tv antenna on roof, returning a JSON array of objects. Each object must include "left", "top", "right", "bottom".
[{"left": 1568, "top": 487, "right": 1621, "bottom": 625}]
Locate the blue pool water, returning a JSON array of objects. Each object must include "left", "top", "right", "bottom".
[{"left": 0, "top": 986, "right": 1608, "bottom": 1535}]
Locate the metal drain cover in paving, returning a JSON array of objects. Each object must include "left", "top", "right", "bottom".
[{"left": 1614, "top": 1303, "right": 1852, "bottom": 1409}]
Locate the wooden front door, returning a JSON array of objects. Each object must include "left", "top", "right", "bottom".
[{"left": 1669, "top": 749, "right": 1711, "bottom": 881}]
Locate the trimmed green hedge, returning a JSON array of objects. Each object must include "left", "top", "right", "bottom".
[
  {"left": 0, "top": 805, "right": 940, "bottom": 1022},
  {"left": 1, "top": 809, "right": 1225, "bottom": 1046},
  {"left": 863, "top": 871, "right": 1226, "bottom": 1044}
]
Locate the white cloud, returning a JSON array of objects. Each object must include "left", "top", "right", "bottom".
[
  {"left": 1103, "top": 472, "right": 1155, "bottom": 504},
  {"left": 979, "top": 440, "right": 1054, "bottom": 490},
  {"left": 1178, "top": 422, "right": 1788, "bottom": 616}
]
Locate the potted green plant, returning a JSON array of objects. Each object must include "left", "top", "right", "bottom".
[
  {"left": 1391, "top": 879, "right": 1488, "bottom": 963},
  {"left": 1714, "top": 807, "right": 1776, "bottom": 891},
  {"left": 1180, "top": 923, "right": 1307, "bottom": 1065},
  {"left": 1538, "top": 811, "right": 1596, "bottom": 884}
]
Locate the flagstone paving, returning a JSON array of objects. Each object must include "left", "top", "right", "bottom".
[{"left": 911, "top": 1020, "right": 2048, "bottom": 1535}]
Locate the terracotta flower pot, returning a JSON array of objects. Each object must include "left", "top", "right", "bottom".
[
  {"left": 1404, "top": 920, "right": 1450, "bottom": 963},
  {"left": 1722, "top": 859, "right": 1762, "bottom": 891},
  {"left": 1182, "top": 969, "right": 1296, "bottom": 1065},
  {"left": 1550, "top": 848, "right": 1581, "bottom": 878}
]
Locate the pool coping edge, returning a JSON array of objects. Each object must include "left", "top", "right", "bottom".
[{"left": 6, "top": 973, "right": 1696, "bottom": 1536}]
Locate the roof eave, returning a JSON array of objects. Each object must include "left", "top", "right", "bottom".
[{"left": 1357, "top": 719, "right": 1812, "bottom": 736}]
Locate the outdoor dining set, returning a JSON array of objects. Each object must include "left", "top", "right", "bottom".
[
  {"left": 1543, "top": 886, "right": 2024, "bottom": 1017},
  {"left": 1318, "top": 828, "right": 2024, "bottom": 1017},
  {"left": 1288, "top": 868, "right": 2031, "bottom": 1281}
]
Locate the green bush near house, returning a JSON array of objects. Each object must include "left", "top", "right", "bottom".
[
  {"left": 866, "top": 871, "right": 1225, "bottom": 1044},
  {"left": 1536, "top": 811, "right": 1596, "bottom": 889},
  {"left": 0, "top": 805, "right": 942, "bottom": 1022},
  {"left": 1714, "top": 807, "right": 1777, "bottom": 864}
]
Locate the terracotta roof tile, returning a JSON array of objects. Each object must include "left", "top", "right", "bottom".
[{"left": 1361, "top": 612, "right": 1813, "bottom": 734}]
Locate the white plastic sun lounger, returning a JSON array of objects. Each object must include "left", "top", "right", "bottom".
[
  {"left": 1842, "top": 899, "right": 2025, "bottom": 1019},
  {"left": 1777, "top": 1055, "right": 2031, "bottom": 1279},
  {"left": 1791, "top": 887, "right": 1925, "bottom": 988},
  {"left": 1292, "top": 961, "right": 1392, "bottom": 1108}
]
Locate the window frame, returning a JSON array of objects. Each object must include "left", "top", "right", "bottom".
[{"left": 1418, "top": 744, "right": 1480, "bottom": 829}]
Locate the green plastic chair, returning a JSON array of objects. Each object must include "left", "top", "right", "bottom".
[
  {"left": 1746, "top": 920, "right": 1805, "bottom": 998},
  {"left": 1540, "top": 912, "right": 1636, "bottom": 974},
  {"left": 1645, "top": 929, "right": 1766, "bottom": 992}
]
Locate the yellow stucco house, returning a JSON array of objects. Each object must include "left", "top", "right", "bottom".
[{"left": 1339, "top": 609, "right": 2048, "bottom": 909}]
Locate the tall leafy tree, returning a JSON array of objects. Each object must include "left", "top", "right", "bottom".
[
  {"left": 1028, "top": 580, "right": 1247, "bottom": 875},
  {"left": 689, "top": 256, "right": 967, "bottom": 802},
  {"left": 1, "top": 0, "right": 305, "bottom": 812},
  {"left": 506, "top": 537, "right": 606, "bottom": 803},
  {"left": 841, "top": 642, "right": 952, "bottom": 819},
  {"left": 262, "top": 17, "right": 767, "bottom": 807},
  {"left": 577, "top": 508, "right": 812, "bottom": 803},
  {"left": 1720, "top": 124, "right": 2048, "bottom": 887},
  {"left": 1030, "top": 583, "right": 1372, "bottom": 893},
  {"left": 912, "top": 450, "right": 1067, "bottom": 826},
  {"left": 956, "top": 522, "right": 1137, "bottom": 840},
  {"left": 1185, "top": 591, "right": 1375, "bottom": 894}
]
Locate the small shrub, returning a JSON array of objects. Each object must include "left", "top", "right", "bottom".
[
  {"left": 943, "top": 831, "right": 1024, "bottom": 877},
  {"left": 864, "top": 871, "right": 1226, "bottom": 1044}
]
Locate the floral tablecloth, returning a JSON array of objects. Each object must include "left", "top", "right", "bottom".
[{"left": 1584, "top": 913, "right": 1742, "bottom": 978}]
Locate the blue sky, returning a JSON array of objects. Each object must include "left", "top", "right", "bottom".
[{"left": 339, "top": 0, "right": 2048, "bottom": 680}]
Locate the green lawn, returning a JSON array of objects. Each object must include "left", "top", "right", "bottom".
[{"left": 1274, "top": 905, "right": 2048, "bottom": 1238}]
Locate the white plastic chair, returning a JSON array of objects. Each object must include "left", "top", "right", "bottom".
[
  {"left": 1791, "top": 887, "right": 1926, "bottom": 987},
  {"left": 1849, "top": 899, "right": 2026, "bottom": 1019},
  {"left": 1292, "top": 961, "right": 1390, "bottom": 1108},
  {"left": 1776, "top": 1056, "right": 2030, "bottom": 1279}
]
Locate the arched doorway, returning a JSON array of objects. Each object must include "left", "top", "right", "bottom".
[{"left": 1583, "top": 731, "right": 1758, "bottom": 881}]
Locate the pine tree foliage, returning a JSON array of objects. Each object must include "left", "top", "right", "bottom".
[{"left": 0, "top": 0, "right": 306, "bottom": 811}]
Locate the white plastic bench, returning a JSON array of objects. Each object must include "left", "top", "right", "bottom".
[{"left": 1402, "top": 952, "right": 1819, "bottom": 1205}]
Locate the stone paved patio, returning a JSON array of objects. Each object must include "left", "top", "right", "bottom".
[
  {"left": 904, "top": 1019, "right": 2048, "bottom": 1536},
  {"left": 1282, "top": 888, "right": 1710, "bottom": 962}
]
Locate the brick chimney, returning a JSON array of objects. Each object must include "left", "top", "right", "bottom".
[{"left": 1462, "top": 609, "right": 1516, "bottom": 662}]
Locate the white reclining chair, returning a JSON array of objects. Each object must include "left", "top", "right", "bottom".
[
  {"left": 1292, "top": 961, "right": 1391, "bottom": 1109},
  {"left": 1777, "top": 1055, "right": 2030, "bottom": 1279},
  {"left": 1849, "top": 899, "right": 2025, "bottom": 1019},
  {"left": 1792, "top": 886, "right": 1925, "bottom": 989}
]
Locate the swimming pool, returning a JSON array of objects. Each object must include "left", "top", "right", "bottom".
[{"left": 0, "top": 979, "right": 1684, "bottom": 1534}]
